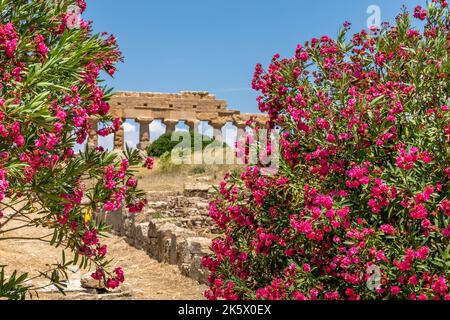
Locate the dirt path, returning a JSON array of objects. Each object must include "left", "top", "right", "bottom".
[{"left": 0, "top": 219, "right": 207, "bottom": 300}]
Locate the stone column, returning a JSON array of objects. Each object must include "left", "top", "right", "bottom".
[
  {"left": 185, "top": 119, "right": 200, "bottom": 134},
  {"left": 234, "top": 121, "right": 246, "bottom": 138},
  {"left": 114, "top": 118, "right": 125, "bottom": 150},
  {"left": 88, "top": 120, "right": 98, "bottom": 148},
  {"left": 137, "top": 119, "right": 151, "bottom": 150},
  {"left": 163, "top": 119, "right": 178, "bottom": 135},
  {"left": 210, "top": 121, "right": 226, "bottom": 142}
]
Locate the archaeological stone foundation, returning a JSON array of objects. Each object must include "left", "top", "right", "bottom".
[{"left": 94, "top": 182, "right": 217, "bottom": 285}]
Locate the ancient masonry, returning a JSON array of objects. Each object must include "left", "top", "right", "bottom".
[
  {"left": 88, "top": 91, "right": 267, "bottom": 150},
  {"left": 95, "top": 182, "right": 217, "bottom": 285}
]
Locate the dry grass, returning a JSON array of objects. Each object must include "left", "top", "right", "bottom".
[{"left": 135, "top": 149, "right": 245, "bottom": 192}]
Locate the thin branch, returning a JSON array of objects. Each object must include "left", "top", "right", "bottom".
[
  {"left": 0, "top": 200, "right": 33, "bottom": 228},
  {"left": 3, "top": 217, "right": 32, "bottom": 224},
  {"left": 0, "top": 235, "right": 53, "bottom": 243},
  {"left": 0, "top": 222, "right": 36, "bottom": 235}
]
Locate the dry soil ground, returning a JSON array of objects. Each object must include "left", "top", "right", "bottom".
[{"left": 0, "top": 218, "right": 207, "bottom": 300}]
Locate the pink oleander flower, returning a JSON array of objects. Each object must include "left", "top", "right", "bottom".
[
  {"left": 415, "top": 246, "right": 429, "bottom": 260},
  {"left": 106, "top": 278, "right": 120, "bottom": 289},
  {"left": 380, "top": 224, "right": 395, "bottom": 235},
  {"left": 127, "top": 178, "right": 138, "bottom": 188},
  {"left": 391, "top": 286, "right": 401, "bottom": 295},
  {"left": 144, "top": 157, "right": 154, "bottom": 170},
  {"left": 91, "top": 268, "right": 104, "bottom": 281},
  {"left": 414, "top": 5, "right": 427, "bottom": 20}
]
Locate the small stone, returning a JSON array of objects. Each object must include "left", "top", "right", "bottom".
[
  {"left": 149, "top": 201, "right": 169, "bottom": 209},
  {"left": 81, "top": 275, "right": 106, "bottom": 290},
  {"left": 97, "top": 291, "right": 133, "bottom": 300},
  {"left": 195, "top": 177, "right": 211, "bottom": 182}
]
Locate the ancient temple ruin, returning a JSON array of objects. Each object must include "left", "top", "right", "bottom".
[{"left": 88, "top": 91, "right": 267, "bottom": 150}]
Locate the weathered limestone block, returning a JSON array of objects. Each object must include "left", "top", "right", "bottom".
[
  {"left": 88, "top": 120, "right": 98, "bottom": 148},
  {"left": 173, "top": 208, "right": 185, "bottom": 217},
  {"left": 180, "top": 216, "right": 212, "bottom": 229},
  {"left": 175, "top": 196, "right": 190, "bottom": 208},
  {"left": 146, "top": 221, "right": 197, "bottom": 265},
  {"left": 147, "top": 201, "right": 169, "bottom": 210},
  {"left": 196, "top": 201, "right": 209, "bottom": 210},
  {"left": 134, "top": 223, "right": 150, "bottom": 250},
  {"left": 177, "top": 237, "right": 212, "bottom": 284},
  {"left": 122, "top": 215, "right": 134, "bottom": 238},
  {"left": 185, "top": 207, "right": 200, "bottom": 216},
  {"left": 158, "top": 223, "right": 178, "bottom": 264},
  {"left": 95, "top": 208, "right": 124, "bottom": 234},
  {"left": 186, "top": 197, "right": 202, "bottom": 207},
  {"left": 146, "top": 218, "right": 177, "bottom": 260},
  {"left": 81, "top": 275, "right": 106, "bottom": 290},
  {"left": 147, "top": 190, "right": 180, "bottom": 201},
  {"left": 147, "top": 218, "right": 176, "bottom": 238},
  {"left": 191, "top": 216, "right": 208, "bottom": 227},
  {"left": 159, "top": 224, "right": 195, "bottom": 265}
]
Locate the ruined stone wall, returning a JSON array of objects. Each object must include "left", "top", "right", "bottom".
[
  {"left": 94, "top": 183, "right": 216, "bottom": 285},
  {"left": 111, "top": 91, "right": 230, "bottom": 113}
]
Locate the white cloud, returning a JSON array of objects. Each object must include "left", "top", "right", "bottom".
[
  {"left": 125, "top": 139, "right": 137, "bottom": 148},
  {"left": 123, "top": 122, "right": 137, "bottom": 133},
  {"left": 223, "top": 125, "right": 237, "bottom": 148},
  {"left": 149, "top": 121, "right": 166, "bottom": 142}
]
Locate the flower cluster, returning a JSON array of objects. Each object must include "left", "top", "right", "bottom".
[
  {"left": 0, "top": 23, "right": 18, "bottom": 58},
  {"left": 91, "top": 267, "right": 125, "bottom": 289},
  {"left": 144, "top": 156, "right": 154, "bottom": 170}
]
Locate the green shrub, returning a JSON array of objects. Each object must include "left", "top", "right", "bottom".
[
  {"left": 191, "top": 166, "right": 207, "bottom": 175},
  {"left": 147, "top": 132, "right": 222, "bottom": 157},
  {"left": 158, "top": 151, "right": 181, "bottom": 173}
]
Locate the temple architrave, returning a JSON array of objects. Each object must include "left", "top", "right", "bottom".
[{"left": 88, "top": 91, "right": 267, "bottom": 150}]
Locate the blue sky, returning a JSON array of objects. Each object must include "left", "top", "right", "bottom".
[
  {"left": 84, "top": 0, "right": 424, "bottom": 113},
  {"left": 81, "top": 0, "right": 425, "bottom": 150}
]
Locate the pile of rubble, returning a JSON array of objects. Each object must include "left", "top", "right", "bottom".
[{"left": 95, "top": 182, "right": 218, "bottom": 285}]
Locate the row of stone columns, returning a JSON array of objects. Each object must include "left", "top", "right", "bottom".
[
  {"left": 88, "top": 119, "right": 249, "bottom": 150},
  {"left": 137, "top": 119, "right": 151, "bottom": 150}
]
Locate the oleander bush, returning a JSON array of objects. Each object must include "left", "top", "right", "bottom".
[
  {"left": 0, "top": 0, "right": 151, "bottom": 299},
  {"left": 204, "top": 1, "right": 449, "bottom": 300}
]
